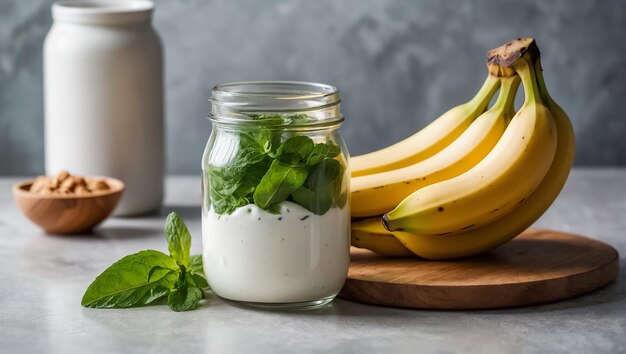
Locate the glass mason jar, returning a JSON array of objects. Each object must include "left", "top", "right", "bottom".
[{"left": 201, "top": 82, "right": 350, "bottom": 310}]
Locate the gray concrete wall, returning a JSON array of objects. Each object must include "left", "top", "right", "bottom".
[{"left": 1, "top": 0, "right": 624, "bottom": 175}]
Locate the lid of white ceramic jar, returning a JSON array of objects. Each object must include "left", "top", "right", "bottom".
[{"left": 52, "top": 1, "right": 154, "bottom": 25}]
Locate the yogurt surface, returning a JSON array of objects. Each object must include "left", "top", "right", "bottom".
[{"left": 202, "top": 201, "right": 350, "bottom": 303}]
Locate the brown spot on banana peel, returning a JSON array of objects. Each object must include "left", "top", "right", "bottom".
[
  {"left": 373, "top": 186, "right": 385, "bottom": 189},
  {"left": 437, "top": 206, "right": 445, "bottom": 212}
]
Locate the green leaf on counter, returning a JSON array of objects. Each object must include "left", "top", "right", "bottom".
[
  {"left": 191, "top": 273, "right": 210, "bottom": 291},
  {"left": 82, "top": 214, "right": 209, "bottom": 312},
  {"left": 81, "top": 250, "right": 180, "bottom": 309},
  {"left": 165, "top": 212, "right": 191, "bottom": 267},
  {"left": 188, "top": 254, "right": 204, "bottom": 276},
  {"left": 189, "top": 254, "right": 210, "bottom": 290},
  {"left": 168, "top": 273, "right": 204, "bottom": 312}
]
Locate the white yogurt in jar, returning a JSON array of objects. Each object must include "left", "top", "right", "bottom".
[{"left": 202, "top": 201, "right": 349, "bottom": 304}]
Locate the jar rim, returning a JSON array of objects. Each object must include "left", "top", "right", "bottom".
[
  {"left": 52, "top": 0, "right": 154, "bottom": 24},
  {"left": 212, "top": 81, "right": 340, "bottom": 100},
  {"left": 209, "top": 81, "right": 343, "bottom": 128}
]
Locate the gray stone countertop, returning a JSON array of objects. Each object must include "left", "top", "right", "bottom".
[{"left": 1, "top": 169, "right": 624, "bottom": 354}]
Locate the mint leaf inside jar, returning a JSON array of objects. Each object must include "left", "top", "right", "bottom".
[{"left": 206, "top": 113, "right": 346, "bottom": 216}]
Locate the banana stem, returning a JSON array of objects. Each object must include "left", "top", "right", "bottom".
[
  {"left": 533, "top": 59, "right": 558, "bottom": 109},
  {"left": 512, "top": 55, "right": 544, "bottom": 106},
  {"left": 467, "top": 74, "right": 501, "bottom": 112},
  {"left": 491, "top": 76, "right": 521, "bottom": 117}
]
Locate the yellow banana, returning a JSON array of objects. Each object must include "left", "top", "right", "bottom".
[
  {"left": 351, "top": 216, "right": 506, "bottom": 259},
  {"left": 351, "top": 218, "right": 413, "bottom": 256},
  {"left": 388, "top": 38, "right": 575, "bottom": 259},
  {"left": 350, "top": 75, "right": 500, "bottom": 177},
  {"left": 384, "top": 49, "right": 558, "bottom": 236},
  {"left": 351, "top": 75, "right": 520, "bottom": 217}
]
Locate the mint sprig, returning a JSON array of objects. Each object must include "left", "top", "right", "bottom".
[{"left": 81, "top": 212, "right": 209, "bottom": 312}]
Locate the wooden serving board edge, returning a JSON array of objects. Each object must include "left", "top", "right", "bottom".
[{"left": 339, "top": 234, "right": 620, "bottom": 310}]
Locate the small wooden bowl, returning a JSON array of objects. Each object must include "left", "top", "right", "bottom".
[{"left": 12, "top": 177, "right": 124, "bottom": 235}]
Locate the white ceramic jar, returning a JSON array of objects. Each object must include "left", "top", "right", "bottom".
[{"left": 44, "top": 1, "right": 164, "bottom": 215}]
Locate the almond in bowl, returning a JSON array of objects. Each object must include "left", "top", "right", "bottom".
[{"left": 13, "top": 171, "right": 124, "bottom": 235}]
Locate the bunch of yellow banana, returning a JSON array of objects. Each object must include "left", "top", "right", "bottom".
[
  {"left": 350, "top": 38, "right": 575, "bottom": 259},
  {"left": 352, "top": 69, "right": 520, "bottom": 217}
]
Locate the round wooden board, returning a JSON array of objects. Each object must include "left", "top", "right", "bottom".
[{"left": 338, "top": 229, "right": 619, "bottom": 310}]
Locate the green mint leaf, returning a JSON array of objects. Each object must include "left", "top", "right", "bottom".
[
  {"left": 239, "top": 129, "right": 280, "bottom": 154},
  {"left": 291, "top": 158, "right": 344, "bottom": 214},
  {"left": 208, "top": 168, "right": 245, "bottom": 215},
  {"left": 266, "top": 203, "right": 282, "bottom": 214},
  {"left": 246, "top": 113, "right": 282, "bottom": 122},
  {"left": 291, "top": 186, "right": 333, "bottom": 215},
  {"left": 247, "top": 113, "right": 313, "bottom": 126},
  {"left": 246, "top": 113, "right": 264, "bottom": 120},
  {"left": 306, "top": 158, "right": 341, "bottom": 189},
  {"left": 253, "top": 160, "right": 308, "bottom": 210},
  {"left": 306, "top": 142, "right": 341, "bottom": 166},
  {"left": 168, "top": 273, "right": 203, "bottom": 312},
  {"left": 207, "top": 140, "right": 274, "bottom": 215},
  {"left": 141, "top": 286, "right": 171, "bottom": 305},
  {"left": 234, "top": 156, "right": 271, "bottom": 196},
  {"left": 81, "top": 250, "right": 180, "bottom": 308},
  {"left": 336, "top": 191, "right": 348, "bottom": 209},
  {"left": 331, "top": 160, "right": 347, "bottom": 207},
  {"left": 276, "top": 136, "right": 314, "bottom": 165},
  {"left": 233, "top": 146, "right": 268, "bottom": 166},
  {"left": 188, "top": 254, "right": 210, "bottom": 290},
  {"left": 165, "top": 212, "right": 192, "bottom": 267},
  {"left": 191, "top": 274, "right": 210, "bottom": 290},
  {"left": 287, "top": 114, "right": 315, "bottom": 125},
  {"left": 188, "top": 254, "right": 204, "bottom": 276}
]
